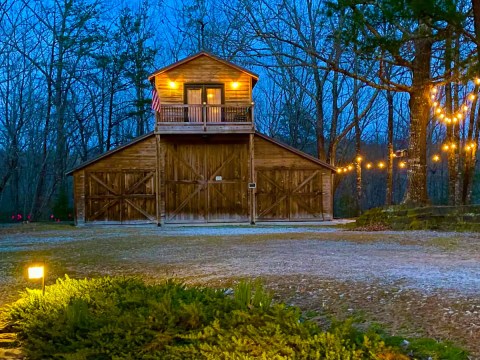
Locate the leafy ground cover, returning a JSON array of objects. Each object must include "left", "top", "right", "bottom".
[
  {"left": 3, "top": 276, "right": 466, "bottom": 359},
  {"left": 0, "top": 223, "right": 479, "bottom": 358}
]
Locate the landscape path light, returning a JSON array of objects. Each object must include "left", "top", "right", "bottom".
[{"left": 27, "top": 262, "right": 45, "bottom": 295}]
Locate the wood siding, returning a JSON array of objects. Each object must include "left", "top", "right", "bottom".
[
  {"left": 254, "top": 136, "right": 333, "bottom": 220},
  {"left": 155, "top": 56, "right": 252, "bottom": 105},
  {"left": 73, "top": 136, "right": 157, "bottom": 224},
  {"left": 163, "top": 135, "right": 249, "bottom": 223},
  {"left": 71, "top": 133, "right": 334, "bottom": 224},
  {"left": 85, "top": 170, "right": 156, "bottom": 223}
]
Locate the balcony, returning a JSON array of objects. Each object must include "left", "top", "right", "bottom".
[{"left": 155, "top": 103, "right": 255, "bottom": 134}]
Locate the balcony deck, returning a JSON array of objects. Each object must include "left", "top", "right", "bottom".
[{"left": 155, "top": 104, "right": 255, "bottom": 134}]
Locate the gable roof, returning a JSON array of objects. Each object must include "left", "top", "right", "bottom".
[
  {"left": 66, "top": 132, "right": 155, "bottom": 175},
  {"left": 66, "top": 131, "right": 337, "bottom": 176},
  {"left": 148, "top": 51, "right": 259, "bottom": 87},
  {"left": 255, "top": 132, "right": 337, "bottom": 172}
]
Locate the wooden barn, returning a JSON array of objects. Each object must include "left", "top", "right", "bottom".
[{"left": 68, "top": 52, "right": 337, "bottom": 225}]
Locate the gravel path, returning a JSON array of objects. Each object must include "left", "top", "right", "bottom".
[
  {"left": 1, "top": 225, "right": 479, "bottom": 294},
  {"left": 1, "top": 224, "right": 480, "bottom": 357}
]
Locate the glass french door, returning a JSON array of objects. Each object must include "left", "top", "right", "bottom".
[
  {"left": 185, "top": 84, "right": 224, "bottom": 123},
  {"left": 186, "top": 88, "right": 202, "bottom": 122}
]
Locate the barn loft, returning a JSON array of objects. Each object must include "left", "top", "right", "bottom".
[{"left": 67, "top": 52, "right": 337, "bottom": 225}]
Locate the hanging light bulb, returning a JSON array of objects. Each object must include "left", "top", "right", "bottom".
[
  {"left": 442, "top": 144, "right": 450, "bottom": 151},
  {"left": 432, "top": 154, "right": 440, "bottom": 162},
  {"left": 463, "top": 105, "right": 469, "bottom": 112},
  {"left": 399, "top": 161, "right": 407, "bottom": 169},
  {"left": 366, "top": 163, "right": 373, "bottom": 169},
  {"left": 469, "top": 93, "right": 476, "bottom": 101}
]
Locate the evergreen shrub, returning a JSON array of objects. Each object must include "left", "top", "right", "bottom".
[{"left": 5, "top": 276, "right": 452, "bottom": 359}]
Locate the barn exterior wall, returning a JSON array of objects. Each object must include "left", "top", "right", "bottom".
[{"left": 155, "top": 56, "right": 252, "bottom": 105}]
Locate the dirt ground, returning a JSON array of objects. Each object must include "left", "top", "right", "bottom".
[{"left": 0, "top": 223, "right": 479, "bottom": 356}]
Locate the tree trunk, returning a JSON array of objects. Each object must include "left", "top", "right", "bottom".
[
  {"left": 386, "top": 90, "right": 394, "bottom": 205},
  {"left": 403, "top": 22, "right": 432, "bottom": 206}
]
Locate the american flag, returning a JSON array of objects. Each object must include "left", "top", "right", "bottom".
[{"left": 151, "top": 88, "right": 161, "bottom": 112}]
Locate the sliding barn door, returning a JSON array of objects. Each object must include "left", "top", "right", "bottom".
[
  {"left": 256, "top": 169, "right": 324, "bottom": 221},
  {"left": 85, "top": 170, "right": 156, "bottom": 223},
  {"left": 165, "top": 141, "right": 248, "bottom": 223}
]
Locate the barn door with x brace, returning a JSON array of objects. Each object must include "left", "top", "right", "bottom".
[
  {"left": 255, "top": 169, "right": 324, "bottom": 221},
  {"left": 85, "top": 170, "right": 156, "bottom": 223},
  {"left": 164, "top": 142, "right": 248, "bottom": 223}
]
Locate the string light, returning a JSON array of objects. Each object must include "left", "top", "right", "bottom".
[
  {"left": 399, "top": 161, "right": 407, "bottom": 169},
  {"left": 432, "top": 154, "right": 440, "bottom": 162}
]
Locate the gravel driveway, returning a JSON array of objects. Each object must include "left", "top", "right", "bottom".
[{"left": 1, "top": 224, "right": 479, "bottom": 356}]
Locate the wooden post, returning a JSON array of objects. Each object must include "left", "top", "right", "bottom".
[
  {"left": 249, "top": 133, "right": 256, "bottom": 224},
  {"left": 203, "top": 102, "right": 207, "bottom": 132},
  {"left": 250, "top": 102, "right": 255, "bottom": 130},
  {"left": 155, "top": 134, "right": 164, "bottom": 226}
]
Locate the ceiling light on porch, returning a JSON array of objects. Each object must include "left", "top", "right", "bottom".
[
  {"left": 169, "top": 81, "right": 177, "bottom": 89},
  {"left": 231, "top": 82, "right": 239, "bottom": 89}
]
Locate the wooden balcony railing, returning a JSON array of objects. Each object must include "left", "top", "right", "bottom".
[{"left": 156, "top": 104, "right": 254, "bottom": 125}]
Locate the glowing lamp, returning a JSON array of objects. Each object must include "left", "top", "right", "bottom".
[
  {"left": 28, "top": 266, "right": 44, "bottom": 279},
  {"left": 169, "top": 81, "right": 176, "bottom": 89},
  {"left": 232, "top": 82, "right": 239, "bottom": 89},
  {"left": 27, "top": 263, "right": 45, "bottom": 295},
  {"left": 432, "top": 155, "right": 440, "bottom": 162},
  {"left": 430, "top": 94, "right": 436, "bottom": 100},
  {"left": 451, "top": 143, "right": 457, "bottom": 149},
  {"left": 442, "top": 144, "right": 450, "bottom": 151},
  {"left": 356, "top": 155, "right": 362, "bottom": 162},
  {"left": 378, "top": 161, "right": 385, "bottom": 169},
  {"left": 431, "top": 87, "right": 438, "bottom": 94},
  {"left": 463, "top": 105, "right": 469, "bottom": 112},
  {"left": 347, "top": 165, "right": 353, "bottom": 171},
  {"left": 475, "top": 78, "right": 480, "bottom": 85},
  {"left": 456, "top": 113, "right": 462, "bottom": 120},
  {"left": 399, "top": 161, "right": 407, "bottom": 169},
  {"left": 366, "top": 163, "right": 373, "bottom": 169},
  {"left": 469, "top": 93, "right": 476, "bottom": 101},
  {"left": 435, "top": 108, "right": 441, "bottom": 114}
]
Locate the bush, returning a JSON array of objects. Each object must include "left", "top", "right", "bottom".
[{"left": 4, "top": 276, "right": 457, "bottom": 359}]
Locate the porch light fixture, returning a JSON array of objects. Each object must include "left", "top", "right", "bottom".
[
  {"left": 231, "top": 82, "right": 239, "bottom": 89},
  {"left": 28, "top": 263, "right": 45, "bottom": 295},
  {"left": 169, "top": 81, "right": 176, "bottom": 89}
]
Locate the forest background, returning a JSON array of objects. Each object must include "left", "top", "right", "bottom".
[{"left": 0, "top": 0, "right": 479, "bottom": 220}]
